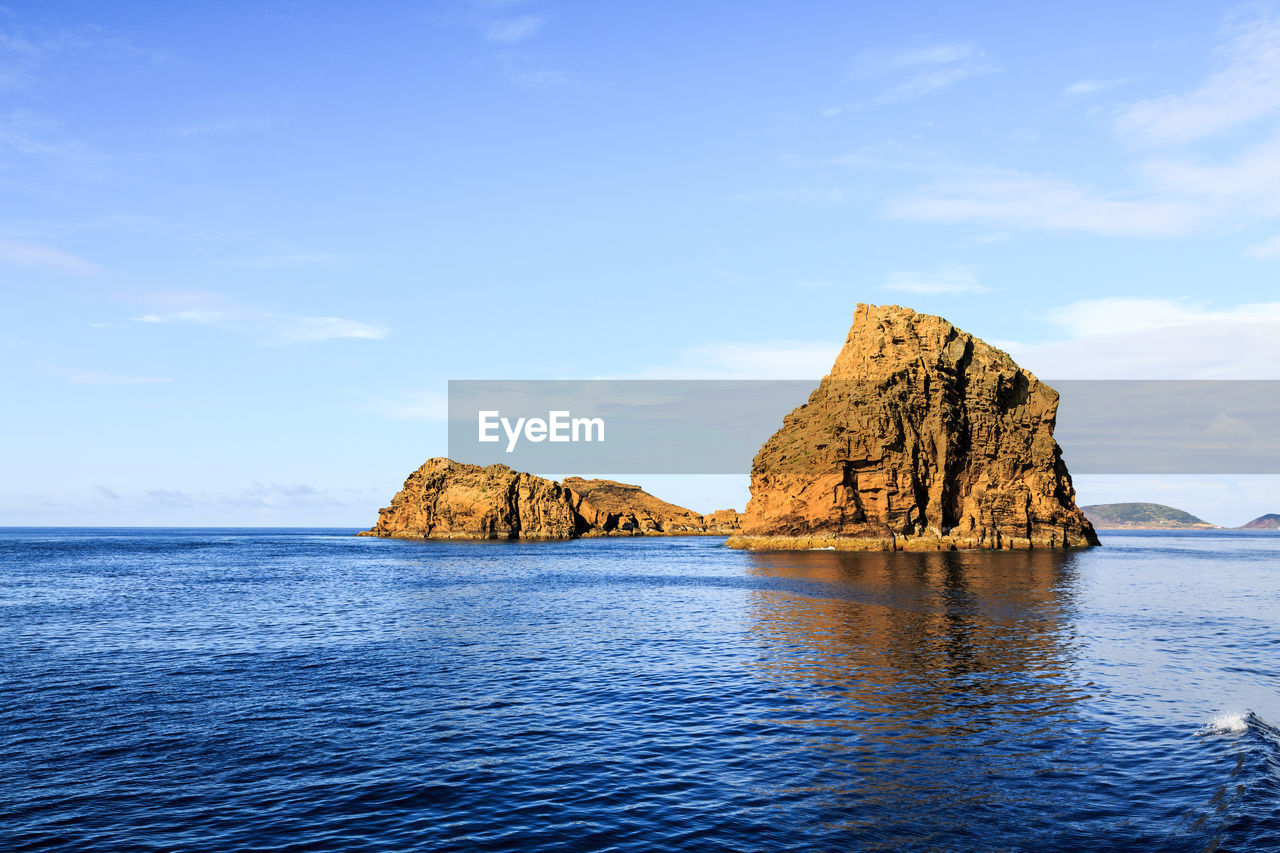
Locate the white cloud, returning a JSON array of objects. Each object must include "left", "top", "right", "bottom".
[
  {"left": 132, "top": 301, "right": 386, "bottom": 344},
  {"left": 864, "top": 10, "right": 1280, "bottom": 238},
  {"left": 1204, "top": 412, "right": 1258, "bottom": 440},
  {"left": 174, "top": 116, "right": 271, "bottom": 136},
  {"left": 1065, "top": 77, "right": 1128, "bottom": 97},
  {"left": 0, "top": 238, "right": 98, "bottom": 273},
  {"left": 64, "top": 369, "right": 170, "bottom": 385},
  {"left": 729, "top": 187, "right": 846, "bottom": 204},
  {"left": 1005, "top": 298, "right": 1280, "bottom": 379},
  {"left": 1139, "top": 132, "right": 1280, "bottom": 209},
  {"left": 1046, "top": 297, "right": 1280, "bottom": 337},
  {"left": 282, "top": 317, "right": 386, "bottom": 343},
  {"left": 886, "top": 169, "right": 1202, "bottom": 236},
  {"left": 881, "top": 264, "right": 987, "bottom": 295},
  {"left": 220, "top": 252, "right": 339, "bottom": 269},
  {"left": 495, "top": 52, "right": 569, "bottom": 88},
  {"left": 1117, "top": 10, "right": 1280, "bottom": 145},
  {"left": 1247, "top": 234, "right": 1280, "bottom": 257},
  {"left": 484, "top": 14, "right": 544, "bottom": 43},
  {"left": 632, "top": 340, "right": 841, "bottom": 379},
  {"left": 827, "top": 40, "right": 1000, "bottom": 114},
  {"left": 366, "top": 391, "right": 449, "bottom": 421}
]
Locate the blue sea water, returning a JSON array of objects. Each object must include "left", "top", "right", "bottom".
[{"left": 2, "top": 528, "right": 1279, "bottom": 851}]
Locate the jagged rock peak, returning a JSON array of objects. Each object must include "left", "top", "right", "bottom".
[{"left": 728, "top": 304, "right": 1098, "bottom": 551}]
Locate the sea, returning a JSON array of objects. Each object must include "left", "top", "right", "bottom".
[{"left": 3, "top": 527, "right": 1278, "bottom": 851}]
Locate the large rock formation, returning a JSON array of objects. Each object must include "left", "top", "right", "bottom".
[
  {"left": 1239, "top": 513, "right": 1280, "bottom": 530},
  {"left": 360, "top": 458, "right": 742, "bottom": 539},
  {"left": 728, "top": 304, "right": 1098, "bottom": 551}
]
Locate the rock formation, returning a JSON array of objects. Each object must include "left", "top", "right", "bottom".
[
  {"left": 564, "top": 477, "right": 708, "bottom": 536},
  {"left": 727, "top": 304, "right": 1098, "bottom": 551},
  {"left": 360, "top": 458, "right": 579, "bottom": 540},
  {"left": 360, "top": 458, "right": 741, "bottom": 539},
  {"left": 1239, "top": 513, "right": 1280, "bottom": 530},
  {"left": 702, "top": 509, "right": 743, "bottom": 534}
]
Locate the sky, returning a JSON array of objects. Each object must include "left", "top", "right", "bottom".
[{"left": 3, "top": 0, "right": 1280, "bottom": 527}]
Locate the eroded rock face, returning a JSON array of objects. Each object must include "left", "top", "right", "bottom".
[
  {"left": 703, "top": 509, "right": 743, "bottom": 534},
  {"left": 563, "top": 477, "right": 708, "bottom": 536},
  {"left": 729, "top": 304, "right": 1098, "bottom": 551},
  {"left": 360, "top": 458, "right": 742, "bottom": 539},
  {"left": 360, "top": 458, "right": 579, "bottom": 540}
]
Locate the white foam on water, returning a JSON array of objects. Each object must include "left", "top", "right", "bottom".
[{"left": 1199, "top": 711, "right": 1251, "bottom": 736}]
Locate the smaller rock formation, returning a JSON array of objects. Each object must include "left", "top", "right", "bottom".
[
  {"left": 360, "top": 458, "right": 578, "bottom": 540},
  {"left": 360, "top": 458, "right": 741, "bottom": 540},
  {"left": 1239, "top": 513, "right": 1280, "bottom": 530},
  {"left": 703, "top": 509, "right": 743, "bottom": 534},
  {"left": 1081, "top": 503, "right": 1217, "bottom": 530},
  {"left": 564, "top": 477, "right": 707, "bottom": 535}
]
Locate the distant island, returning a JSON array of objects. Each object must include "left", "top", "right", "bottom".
[
  {"left": 1080, "top": 503, "right": 1218, "bottom": 530},
  {"left": 359, "top": 458, "right": 741, "bottom": 540},
  {"left": 1240, "top": 514, "right": 1280, "bottom": 529}
]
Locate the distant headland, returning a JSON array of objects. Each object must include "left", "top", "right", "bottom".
[{"left": 1081, "top": 503, "right": 1218, "bottom": 530}]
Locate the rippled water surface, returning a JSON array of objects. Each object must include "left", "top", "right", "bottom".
[{"left": 3, "top": 528, "right": 1280, "bottom": 851}]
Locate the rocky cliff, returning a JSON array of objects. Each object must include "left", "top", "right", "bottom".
[
  {"left": 728, "top": 304, "right": 1098, "bottom": 551},
  {"left": 360, "top": 458, "right": 741, "bottom": 539}
]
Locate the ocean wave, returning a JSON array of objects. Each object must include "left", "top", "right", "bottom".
[{"left": 1200, "top": 711, "right": 1255, "bottom": 736}]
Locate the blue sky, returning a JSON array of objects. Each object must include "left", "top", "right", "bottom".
[{"left": 4, "top": 1, "right": 1280, "bottom": 527}]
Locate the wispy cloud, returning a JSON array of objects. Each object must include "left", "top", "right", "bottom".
[
  {"left": 848, "top": 9, "right": 1280, "bottom": 240},
  {"left": 1247, "top": 234, "right": 1280, "bottom": 257},
  {"left": 885, "top": 168, "right": 1202, "bottom": 236},
  {"left": 495, "top": 52, "right": 570, "bottom": 88},
  {"left": 365, "top": 390, "right": 450, "bottom": 421},
  {"left": 1117, "top": 9, "right": 1280, "bottom": 145},
  {"left": 632, "top": 340, "right": 841, "bottom": 379},
  {"left": 1047, "top": 297, "right": 1280, "bottom": 338},
  {"left": 174, "top": 116, "right": 271, "bottom": 137},
  {"left": 1139, "top": 131, "right": 1280, "bottom": 210},
  {"left": 826, "top": 40, "right": 1000, "bottom": 115},
  {"left": 0, "top": 109, "right": 97, "bottom": 157},
  {"left": 64, "top": 369, "right": 170, "bottom": 385},
  {"left": 0, "top": 238, "right": 98, "bottom": 273},
  {"left": 1065, "top": 77, "right": 1128, "bottom": 97},
  {"left": 220, "top": 252, "right": 340, "bottom": 269},
  {"left": 881, "top": 265, "right": 987, "bottom": 295},
  {"left": 1006, "top": 298, "right": 1280, "bottom": 379},
  {"left": 427, "top": 3, "right": 562, "bottom": 87},
  {"left": 729, "top": 187, "right": 846, "bottom": 204},
  {"left": 485, "top": 14, "right": 544, "bottom": 43},
  {"left": 132, "top": 299, "right": 387, "bottom": 345}
]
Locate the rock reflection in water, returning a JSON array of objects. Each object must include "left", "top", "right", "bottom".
[{"left": 745, "top": 548, "right": 1095, "bottom": 845}]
